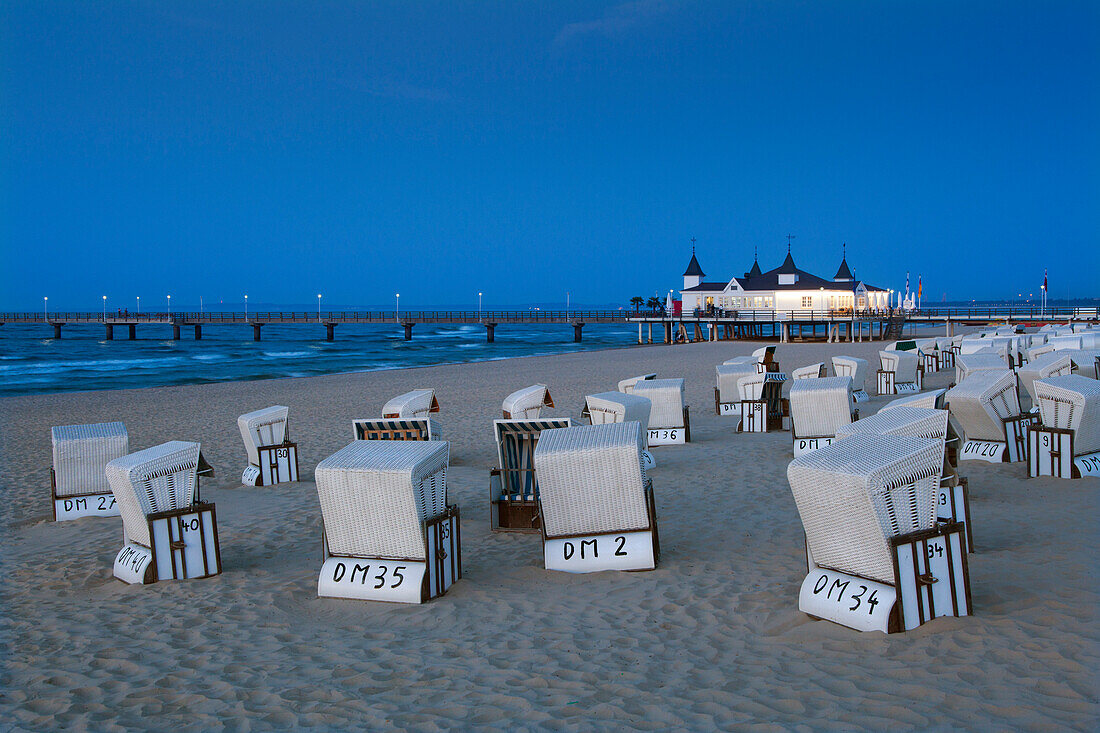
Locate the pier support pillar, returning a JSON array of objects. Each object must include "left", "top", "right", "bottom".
[
  {"left": 253, "top": 324, "right": 262, "bottom": 341},
  {"left": 325, "top": 323, "right": 335, "bottom": 342},
  {"left": 946, "top": 321, "right": 953, "bottom": 337},
  {"left": 105, "top": 324, "right": 114, "bottom": 340},
  {"left": 648, "top": 323, "right": 653, "bottom": 344},
  {"left": 403, "top": 323, "right": 413, "bottom": 341},
  {"left": 638, "top": 323, "right": 643, "bottom": 344},
  {"left": 486, "top": 323, "right": 496, "bottom": 343},
  {"left": 128, "top": 324, "right": 136, "bottom": 340},
  {"left": 172, "top": 324, "right": 181, "bottom": 340},
  {"left": 664, "top": 322, "right": 673, "bottom": 344},
  {"left": 194, "top": 325, "right": 202, "bottom": 340},
  {"left": 573, "top": 322, "right": 584, "bottom": 342},
  {"left": 53, "top": 323, "right": 62, "bottom": 339}
]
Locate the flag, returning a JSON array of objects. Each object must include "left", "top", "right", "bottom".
[
  {"left": 1043, "top": 269, "right": 1047, "bottom": 291},
  {"left": 905, "top": 272, "right": 910, "bottom": 296},
  {"left": 918, "top": 276, "right": 922, "bottom": 300}
]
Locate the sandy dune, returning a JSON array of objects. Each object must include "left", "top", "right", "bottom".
[{"left": 1, "top": 338, "right": 1097, "bottom": 730}]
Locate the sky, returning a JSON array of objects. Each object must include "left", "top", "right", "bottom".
[{"left": 2, "top": 1, "right": 1097, "bottom": 310}]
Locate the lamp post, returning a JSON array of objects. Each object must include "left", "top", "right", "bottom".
[
  {"left": 167, "top": 294, "right": 171, "bottom": 318},
  {"left": 317, "top": 294, "right": 322, "bottom": 322},
  {"left": 478, "top": 291, "right": 483, "bottom": 321},
  {"left": 566, "top": 291, "right": 570, "bottom": 316},
  {"left": 102, "top": 295, "right": 107, "bottom": 321},
  {"left": 136, "top": 296, "right": 140, "bottom": 314},
  {"left": 396, "top": 293, "right": 400, "bottom": 321},
  {"left": 244, "top": 294, "right": 248, "bottom": 320},
  {"left": 44, "top": 296, "right": 48, "bottom": 321}
]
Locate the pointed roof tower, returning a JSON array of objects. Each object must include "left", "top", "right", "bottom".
[
  {"left": 744, "top": 246, "right": 762, "bottom": 278},
  {"left": 834, "top": 243, "right": 854, "bottom": 281},
  {"left": 683, "top": 246, "right": 705, "bottom": 278}
]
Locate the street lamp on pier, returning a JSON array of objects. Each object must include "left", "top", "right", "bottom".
[
  {"left": 44, "top": 296, "right": 48, "bottom": 321},
  {"left": 478, "top": 292, "right": 482, "bottom": 321},
  {"left": 244, "top": 294, "right": 248, "bottom": 320},
  {"left": 167, "top": 294, "right": 171, "bottom": 318},
  {"left": 136, "top": 296, "right": 140, "bottom": 314},
  {"left": 396, "top": 293, "right": 400, "bottom": 321},
  {"left": 102, "top": 295, "right": 107, "bottom": 321},
  {"left": 317, "top": 294, "right": 322, "bottom": 322}
]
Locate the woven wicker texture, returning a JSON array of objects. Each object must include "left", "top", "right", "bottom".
[
  {"left": 881, "top": 388, "right": 947, "bottom": 412},
  {"left": 956, "top": 353, "right": 1011, "bottom": 384},
  {"left": 831, "top": 356, "right": 868, "bottom": 391},
  {"left": 879, "top": 350, "right": 918, "bottom": 382},
  {"left": 836, "top": 406, "right": 948, "bottom": 442},
  {"left": 1018, "top": 353, "right": 1074, "bottom": 405},
  {"left": 789, "top": 376, "right": 854, "bottom": 439},
  {"left": 237, "top": 406, "right": 289, "bottom": 465},
  {"left": 946, "top": 370, "right": 1021, "bottom": 442},
  {"left": 1027, "top": 344, "right": 1055, "bottom": 361},
  {"left": 787, "top": 434, "right": 942, "bottom": 585},
  {"left": 737, "top": 372, "right": 787, "bottom": 401},
  {"left": 493, "top": 419, "right": 572, "bottom": 499},
  {"left": 382, "top": 389, "right": 438, "bottom": 418},
  {"left": 1050, "top": 335, "right": 1083, "bottom": 351},
  {"left": 617, "top": 374, "right": 656, "bottom": 394},
  {"left": 583, "top": 392, "right": 651, "bottom": 434},
  {"left": 632, "top": 378, "right": 686, "bottom": 429},
  {"left": 723, "top": 356, "right": 755, "bottom": 366},
  {"left": 502, "top": 384, "right": 552, "bottom": 419},
  {"left": 534, "top": 422, "right": 650, "bottom": 538},
  {"left": 716, "top": 362, "right": 758, "bottom": 402},
  {"left": 792, "top": 363, "right": 826, "bottom": 380},
  {"left": 106, "top": 441, "right": 201, "bottom": 547},
  {"left": 315, "top": 440, "right": 449, "bottom": 560},
  {"left": 51, "top": 422, "right": 129, "bottom": 497},
  {"left": 1034, "top": 375, "right": 1100, "bottom": 455},
  {"left": 1063, "top": 349, "right": 1100, "bottom": 376}
]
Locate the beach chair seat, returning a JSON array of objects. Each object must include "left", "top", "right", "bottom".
[
  {"left": 502, "top": 384, "right": 554, "bottom": 419},
  {"left": 1017, "top": 352, "right": 1074, "bottom": 411},
  {"left": 788, "top": 434, "right": 970, "bottom": 632},
  {"left": 617, "top": 373, "right": 657, "bottom": 394},
  {"left": 789, "top": 376, "right": 856, "bottom": 455},
  {"left": 1028, "top": 375, "right": 1100, "bottom": 479},
  {"left": 878, "top": 350, "right": 921, "bottom": 394},
  {"left": 108, "top": 441, "right": 220, "bottom": 584},
  {"left": 50, "top": 421, "right": 128, "bottom": 521},
  {"left": 831, "top": 356, "right": 869, "bottom": 402},
  {"left": 238, "top": 405, "right": 298, "bottom": 486},
  {"left": 632, "top": 378, "right": 690, "bottom": 444},
  {"left": 582, "top": 391, "right": 655, "bottom": 468},
  {"left": 736, "top": 371, "right": 789, "bottom": 432},
  {"left": 715, "top": 361, "right": 758, "bottom": 415},
  {"left": 490, "top": 418, "right": 571, "bottom": 532},
  {"left": 947, "top": 370, "right": 1033, "bottom": 463},
  {"left": 792, "top": 363, "right": 827, "bottom": 380},
  {"left": 752, "top": 346, "right": 780, "bottom": 373},
  {"left": 534, "top": 422, "right": 659, "bottom": 573},
  {"left": 315, "top": 441, "right": 459, "bottom": 603},
  {"left": 353, "top": 418, "right": 435, "bottom": 442},
  {"left": 881, "top": 388, "right": 947, "bottom": 411},
  {"left": 1063, "top": 350, "right": 1100, "bottom": 379},
  {"left": 956, "top": 353, "right": 1011, "bottom": 384}
]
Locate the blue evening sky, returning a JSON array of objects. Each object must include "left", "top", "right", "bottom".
[{"left": 2, "top": 1, "right": 1097, "bottom": 310}]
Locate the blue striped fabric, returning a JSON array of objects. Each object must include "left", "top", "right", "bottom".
[
  {"left": 353, "top": 419, "right": 432, "bottom": 441},
  {"left": 494, "top": 419, "right": 571, "bottom": 500}
]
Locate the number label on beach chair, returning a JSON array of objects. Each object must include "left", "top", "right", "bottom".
[
  {"left": 544, "top": 530, "right": 656, "bottom": 573},
  {"left": 793, "top": 437, "right": 835, "bottom": 457},
  {"left": 718, "top": 401, "right": 738, "bottom": 417},
  {"left": 891, "top": 525, "right": 971, "bottom": 632},
  {"left": 895, "top": 381, "right": 920, "bottom": 393},
  {"left": 959, "top": 439, "right": 1006, "bottom": 463},
  {"left": 148, "top": 505, "right": 221, "bottom": 582},
  {"left": 318, "top": 558, "right": 427, "bottom": 603},
  {"left": 648, "top": 428, "right": 684, "bottom": 445},
  {"left": 113, "top": 543, "right": 154, "bottom": 584},
  {"left": 739, "top": 401, "right": 767, "bottom": 433},
  {"left": 799, "top": 568, "right": 896, "bottom": 633},
  {"left": 54, "top": 492, "right": 120, "bottom": 521},
  {"left": 937, "top": 480, "right": 973, "bottom": 553},
  {"left": 1075, "top": 453, "right": 1100, "bottom": 477},
  {"left": 852, "top": 389, "right": 869, "bottom": 403},
  {"left": 1028, "top": 426, "right": 1074, "bottom": 478},
  {"left": 1003, "top": 414, "right": 1038, "bottom": 463}
]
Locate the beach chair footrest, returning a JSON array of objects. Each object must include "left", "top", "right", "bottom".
[{"left": 114, "top": 503, "right": 221, "bottom": 584}]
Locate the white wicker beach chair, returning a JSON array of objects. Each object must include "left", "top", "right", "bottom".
[
  {"left": 107, "top": 441, "right": 219, "bottom": 584},
  {"left": 946, "top": 370, "right": 1030, "bottom": 462},
  {"left": 382, "top": 389, "right": 440, "bottom": 419},
  {"left": 1033, "top": 375, "right": 1100, "bottom": 456},
  {"left": 1049, "top": 335, "right": 1083, "bottom": 351},
  {"left": 1027, "top": 343, "right": 1055, "bottom": 362},
  {"left": 832, "top": 356, "right": 869, "bottom": 402},
  {"left": 881, "top": 388, "right": 947, "bottom": 411},
  {"left": 617, "top": 374, "right": 657, "bottom": 394},
  {"left": 237, "top": 405, "right": 298, "bottom": 486},
  {"left": 835, "top": 406, "right": 948, "bottom": 442},
  {"left": 955, "top": 353, "right": 1011, "bottom": 384},
  {"left": 632, "top": 378, "right": 689, "bottom": 444},
  {"left": 502, "top": 384, "right": 554, "bottom": 419},
  {"left": 315, "top": 440, "right": 459, "bottom": 602},
  {"left": 1017, "top": 352, "right": 1074, "bottom": 410},
  {"left": 735, "top": 371, "right": 789, "bottom": 432},
  {"left": 490, "top": 418, "right": 572, "bottom": 532},
  {"left": 50, "top": 422, "right": 128, "bottom": 521},
  {"left": 752, "top": 345, "right": 779, "bottom": 372},
  {"left": 789, "top": 376, "right": 855, "bottom": 455},
  {"left": 1063, "top": 350, "right": 1100, "bottom": 379},
  {"left": 878, "top": 350, "right": 920, "bottom": 394},
  {"left": 534, "top": 422, "right": 658, "bottom": 573},
  {"left": 583, "top": 391, "right": 655, "bottom": 468},
  {"left": 792, "top": 363, "right": 827, "bottom": 380},
  {"left": 788, "top": 434, "right": 968, "bottom": 632},
  {"left": 716, "top": 362, "right": 758, "bottom": 414}
]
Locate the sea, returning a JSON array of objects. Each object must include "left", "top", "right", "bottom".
[{"left": 0, "top": 321, "right": 643, "bottom": 397}]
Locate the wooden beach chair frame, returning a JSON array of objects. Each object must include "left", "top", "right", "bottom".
[{"left": 489, "top": 418, "right": 572, "bottom": 532}]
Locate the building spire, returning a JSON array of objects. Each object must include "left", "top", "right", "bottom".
[{"left": 786, "top": 233, "right": 795, "bottom": 253}]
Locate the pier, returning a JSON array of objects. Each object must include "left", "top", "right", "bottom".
[{"left": 0, "top": 307, "right": 1091, "bottom": 344}]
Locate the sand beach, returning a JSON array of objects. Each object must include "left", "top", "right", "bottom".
[{"left": 1, "top": 339, "right": 1097, "bottom": 730}]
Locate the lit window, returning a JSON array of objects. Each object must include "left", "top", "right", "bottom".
[{"left": 801, "top": 296, "right": 813, "bottom": 308}]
